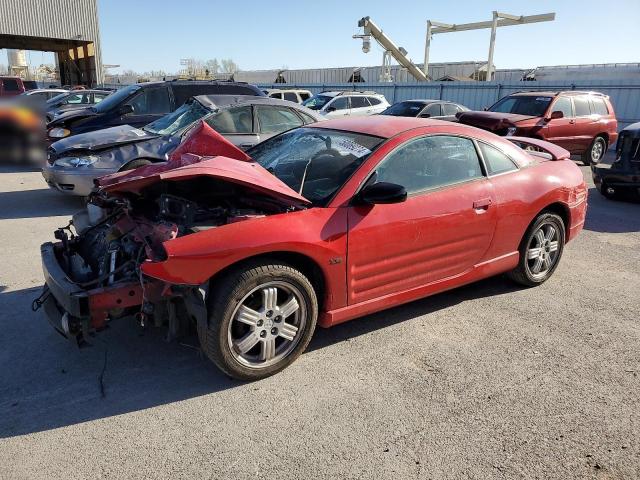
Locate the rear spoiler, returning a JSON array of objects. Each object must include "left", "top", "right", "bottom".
[{"left": 506, "top": 136, "right": 570, "bottom": 161}]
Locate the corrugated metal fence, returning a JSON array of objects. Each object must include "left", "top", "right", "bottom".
[{"left": 258, "top": 80, "right": 640, "bottom": 130}]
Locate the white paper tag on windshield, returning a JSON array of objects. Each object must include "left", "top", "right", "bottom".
[
  {"left": 131, "top": 129, "right": 146, "bottom": 137},
  {"left": 334, "top": 138, "right": 371, "bottom": 158}
]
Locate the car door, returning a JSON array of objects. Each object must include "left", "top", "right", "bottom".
[
  {"left": 205, "top": 105, "right": 258, "bottom": 149},
  {"left": 571, "top": 94, "right": 597, "bottom": 152},
  {"left": 121, "top": 86, "right": 172, "bottom": 128},
  {"left": 544, "top": 95, "right": 577, "bottom": 152},
  {"left": 346, "top": 135, "right": 497, "bottom": 305},
  {"left": 324, "top": 97, "right": 350, "bottom": 118}
]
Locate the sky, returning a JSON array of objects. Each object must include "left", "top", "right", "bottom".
[{"left": 5, "top": 0, "right": 640, "bottom": 74}]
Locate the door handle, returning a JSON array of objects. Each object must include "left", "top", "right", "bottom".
[
  {"left": 240, "top": 143, "right": 254, "bottom": 149},
  {"left": 473, "top": 198, "right": 492, "bottom": 210}
]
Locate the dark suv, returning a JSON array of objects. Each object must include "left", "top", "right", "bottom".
[
  {"left": 593, "top": 122, "right": 640, "bottom": 200},
  {"left": 46, "top": 80, "right": 265, "bottom": 141},
  {"left": 457, "top": 91, "right": 618, "bottom": 165}
]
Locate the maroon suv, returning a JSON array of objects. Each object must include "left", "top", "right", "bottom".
[
  {"left": 457, "top": 91, "right": 618, "bottom": 165},
  {"left": 0, "top": 76, "right": 25, "bottom": 97}
]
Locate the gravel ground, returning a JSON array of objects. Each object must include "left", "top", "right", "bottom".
[{"left": 0, "top": 158, "right": 638, "bottom": 480}]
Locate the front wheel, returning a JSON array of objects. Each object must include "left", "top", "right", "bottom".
[
  {"left": 198, "top": 261, "right": 318, "bottom": 381},
  {"left": 507, "top": 213, "right": 566, "bottom": 287}
]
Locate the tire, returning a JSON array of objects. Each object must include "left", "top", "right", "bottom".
[
  {"left": 121, "top": 158, "right": 152, "bottom": 171},
  {"left": 198, "top": 261, "right": 318, "bottom": 381},
  {"left": 582, "top": 136, "right": 606, "bottom": 166},
  {"left": 507, "top": 212, "right": 566, "bottom": 287}
]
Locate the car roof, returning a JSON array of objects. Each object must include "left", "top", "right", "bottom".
[
  {"left": 510, "top": 91, "right": 607, "bottom": 97},
  {"left": 319, "top": 91, "right": 382, "bottom": 97},
  {"left": 306, "top": 116, "right": 463, "bottom": 139}
]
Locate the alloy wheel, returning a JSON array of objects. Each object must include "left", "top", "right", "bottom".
[
  {"left": 526, "top": 223, "right": 560, "bottom": 279},
  {"left": 591, "top": 140, "right": 604, "bottom": 163},
  {"left": 227, "top": 281, "right": 306, "bottom": 369}
]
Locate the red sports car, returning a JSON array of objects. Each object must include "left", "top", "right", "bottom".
[{"left": 38, "top": 117, "right": 587, "bottom": 380}]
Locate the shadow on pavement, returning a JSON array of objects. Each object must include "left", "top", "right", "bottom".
[
  {"left": 0, "top": 188, "right": 84, "bottom": 220},
  {"left": 584, "top": 187, "right": 640, "bottom": 234},
  {"left": 0, "top": 276, "right": 521, "bottom": 438}
]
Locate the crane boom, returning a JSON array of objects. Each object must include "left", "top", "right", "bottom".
[{"left": 358, "top": 16, "right": 427, "bottom": 82}]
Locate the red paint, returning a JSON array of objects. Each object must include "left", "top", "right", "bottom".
[{"left": 135, "top": 118, "right": 587, "bottom": 328}]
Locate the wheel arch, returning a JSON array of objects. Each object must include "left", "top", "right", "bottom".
[
  {"left": 527, "top": 202, "right": 570, "bottom": 245},
  {"left": 118, "top": 157, "right": 163, "bottom": 172},
  {"left": 207, "top": 251, "right": 328, "bottom": 312}
]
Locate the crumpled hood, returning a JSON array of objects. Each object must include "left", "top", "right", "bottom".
[
  {"left": 99, "top": 155, "right": 311, "bottom": 207},
  {"left": 96, "top": 121, "right": 310, "bottom": 207},
  {"left": 51, "top": 124, "right": 158, "bottom": 153},
  {"left": 456, "top": 111, "right": 537, "bottom": 131}
]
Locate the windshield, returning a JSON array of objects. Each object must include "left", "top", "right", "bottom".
[
  {"left": 380, "top": 101, "right": 427, "bottom": 117},
  {"left": 143, "top": 100, "right": 210, "bottom": 136},
  {"left": 92, "top": 85, "right": 140, "bottom": 113},
  {"left": 302, "top": 95, "right": 333, "bottom": 111},
  {"left": 489, "top": 95, "right": 552, "bottom": 116},
  {"left": 249, "top": 127, "right": 383, "bottom": 206}
]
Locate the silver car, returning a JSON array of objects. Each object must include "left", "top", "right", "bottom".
[{"left": 42, "top": 95, "right": 324, "bottom": 196}]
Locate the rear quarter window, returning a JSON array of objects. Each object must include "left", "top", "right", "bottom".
[
  {"left": 590, "top": 97, "right": 609, "bottom": 116},
  {"left": 478, "top": 142, "right": 518, "bottom": 175}
]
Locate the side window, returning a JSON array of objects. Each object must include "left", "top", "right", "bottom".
[
  {"left": 298, "top": 111, "right": 318, "bottom": 124},
  {"left": 128, "top": 87, "right": 171, "bottom": 115},
  {"left": 590, "top": 97, "right": 609, "bottom": 116},
  {"left": 206, "top": 105, "right": 253, "bottom": 134},
  {"left": 368, "top": 97, "right": 382, "bottom": 106},
  {"left": 93, "top": 93, "right": 107, "bottom": 104},
  {"left": 283, "top": 92, "right": 298, "bottom": 102},
  {"left": 375, "top": 136, "right": 484, "bottom": 194},
  {"left": 270, "top": 92, "right": 283, "bottom": 99},
  {"left": 350, "top": 96, "right": 369, "bottom": 108},
  {"left": 65, "top": 94, "right": 83, "bottom": 104},
  {"left": 299, "top": 92, "right": 311, "bottom": 101},
  {"left": 256, "top": 106, "right": 303, "bottom": 134},
  {"left": 573, "top": 95, "right": 592, "bottom": 117},
  {"left": 478, "top": 142, "right": 517, "bottom": 175},
  {"left": 423, "top": 103, "right": 442, "bottom": 117},
  {"left": 442, "top": 103, "right": 459, "bottom": 116},
  {"left": 552, "top": 96, "right": 573, "bottom": 118},
  {"left": 3, "top": 79, "right": 20, "bottom": 92},
  {"left": 80, "top": 93, "right": 91, "bottom": 104},
  {"left": 330, "top": 97, "right": 349, "bottom": 110}
]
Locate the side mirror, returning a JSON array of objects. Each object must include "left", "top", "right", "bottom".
[
  {"left": 325, "top": 106, "right": 336, "bottom": 113},
  {"left": 119, "top": 104, "right": 134, "bottom": 115},
  {"left": 547, "top": 110, "right": 563, "bottom": 121},
  {"left": 357, "top": 182, "right": 407, "bottom": 205}
]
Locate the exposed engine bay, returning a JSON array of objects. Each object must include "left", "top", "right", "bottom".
[{"left": 43, "top": 175, "right": 295, "bottom": 344}]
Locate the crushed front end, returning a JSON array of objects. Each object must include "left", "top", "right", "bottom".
[{"left": 36, "top": 153, "right": 309, "bottom": 346}]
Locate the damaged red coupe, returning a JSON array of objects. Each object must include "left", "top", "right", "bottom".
[{"left": 38, "top": 117, "right": 587, "bottom": 380}]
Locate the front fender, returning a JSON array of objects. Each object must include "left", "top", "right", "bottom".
[{"left": 141, "top": 207, "right": 349, "bottom": 311}]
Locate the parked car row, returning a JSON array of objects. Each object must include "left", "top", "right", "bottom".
[{"left": 32, "top": 80, "right": 630, "bottom": 204}]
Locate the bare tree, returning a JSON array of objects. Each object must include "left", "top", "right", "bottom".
[{"left": 220, "top": 58, "right": 239, "bottom": 74}]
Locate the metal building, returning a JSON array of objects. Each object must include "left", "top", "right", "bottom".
[
  {"left": 233, "top": 61, "right": 490, "bottom": 84},
  {"left": 0, "top": 0, "right": 103, "bottom": 86}
]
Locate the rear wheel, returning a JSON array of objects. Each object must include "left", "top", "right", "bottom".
[
  {"left": 198, "top": 261, "right": 318, "bottom": 381},
  {"left": 507, "top": 213, "right": 565, "bottom": 287},
  {"left": 582, "top": 136, "right": 606, "bottom": 165}
]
